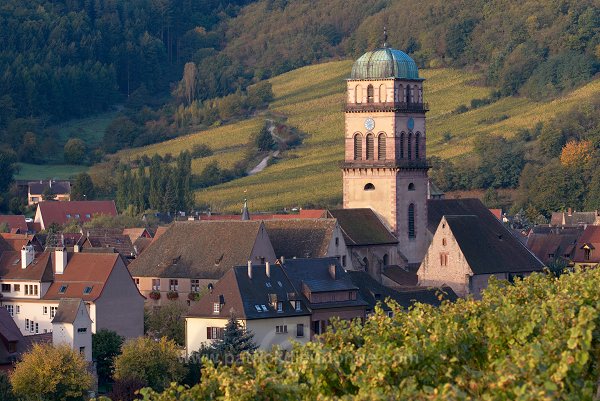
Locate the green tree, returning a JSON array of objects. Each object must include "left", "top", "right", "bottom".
[
  {"left": 93, "top": 329, "right": 125, "bottom": 386},
  {"left": 145, "top": 302, "right": 186, "bottom": 346},
  {"left": 255, "top": 122, "right": 275, "bottom": 151},
  {"left": 0, "top": 222, "right": 9, "bottom": 233},
  {"left": 42, "top": 185, "right": 56, "bottom": 201},
  {"left": 10, "top": 344, "right": 93, "bottom": 401},
  {"left": 71, "top": 172, "right": 96, "bottom": 200},
  {"left": 64, "top": 138, "right": 86, "bottom": 164},
  {"left": 113, "top": 337, "right": 185, "bottom": 392},
  {"left": 0, "top": 372, "right": 15, "bottom": 401},
  {"left": 213, "top": 313, "right": 258, "bottom": 362}
]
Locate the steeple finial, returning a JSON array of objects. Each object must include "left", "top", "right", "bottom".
[
  {"left": 383, "top": 26, "right": 388, "bottom": 48},
  {"left": 241, "top": 198, "right": 250, "bottom": 221}
]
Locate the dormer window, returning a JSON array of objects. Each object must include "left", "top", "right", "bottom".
[
  {"left": 295, "top": 301, "right": 301, "bottom": 311},
  {"left": 83, "top": 286, "right": 93, "bottom": 295},
  {"left": 584, "top": 248, "right": 591, "bottom": 261},
  {"left": 261, "top": 305, "right": 268, "bottom": 312},
  {"left": 213, "top": 303, "right": 220, "bottom": 313},
  {"left": 66, "top": 214, "right": 71, "bottom": 219},
  {"left": 277, "top": 302, "right": 283, "bottom": 312},
  {"left": 58, "top": 285, "right": 68, "bottom": 294}
]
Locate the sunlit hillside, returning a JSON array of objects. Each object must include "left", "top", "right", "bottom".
[{"left": 114, "top": 60, "right": 600, "bottom": 213}]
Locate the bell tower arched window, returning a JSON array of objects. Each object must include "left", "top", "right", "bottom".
[
  {"left": 379, "top": 84, "right": 386, "bottom": 103},
  {"left": 405, "top": 86, "right": 411, "bottom": 104},
  {"left": 367, "top": 85, "right": 374, "bottom": 103},
  {"left": 415, "top": 132, "right": 420, "bottom": 159},
  {"left": 355, "top": 85, "right": 361, "bottom": 104},
  {"left": 408, "top": 133, "right": 413, "bottom": 160},
  {"left": 408, "top": 204, "right": 415, "bottom": 239},
  {"left": 353, "top": 133, "right": 362, "bottom": 160},
  {"left": 377, "top": 133, "right": 386, "bottom": 160},
  {"left": 366, "top": 134, "right": 374, "bottom": 160},
  {"left": 399, "top": 132, "right": 405, "bottom": 158}
]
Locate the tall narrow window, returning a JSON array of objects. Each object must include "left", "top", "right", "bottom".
[
  {"left": 408, "top": 133, "right": 413, "bottom": 160},
  {"left": 415, "top": 132, "right": 420, "bottom": 159},
  {"left": 366, "top": 134, "right": 374, "bottom": 160},
  {"left": 379, "top": 84, "right": 386, "bottom": 102},
  {"left": 367, "top": 85, "right": 374, "bottom": 103},
  {"left": 355, "top": 85, "right": 361, "bottom": 103},
  {"left": 406, "top": 86, "right": 411, "bottom": 104},
  {"left": 354, "top": 134, "right": 362, "bottom": 160},
  {"left": 400, "top": 132, "right": 405, "bottom": 158},
  {"left": 408, "top": 204, "right": 415, "bottom": 239},
  {"left": 378, "top": 133, "right": 386, "bottom": 160}
]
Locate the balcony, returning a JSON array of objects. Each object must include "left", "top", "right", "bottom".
[{"left": 344, "top": 101, "right": 429, "bottom": 113}]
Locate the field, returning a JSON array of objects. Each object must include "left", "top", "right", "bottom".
[
  {"left": 15, "top": 163, "right": 88, "bottom": 180},
  {"left": 112, "top": 60, "right": 600, "bottom": 213}
]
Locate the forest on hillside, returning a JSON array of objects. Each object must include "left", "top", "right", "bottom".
[{"left": 0, "top": 0, "right": 598, "bottom": 214}]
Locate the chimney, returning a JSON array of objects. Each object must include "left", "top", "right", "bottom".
[
  {"left": 266, "top": 261, "right": 270, "bottom": 278},
  {"left": 329, "top": 264, "right": 336, "bottom": 280},
  {"left": 73, "top": 244, "right": 80, "bottom": 253},
  {"left": 247, "top": 260, "right": 252, "bottom": 279},
  {"left": 55, "top": 247, "right": 67, "bottom": 274},
  {"left": 280, "top": 256, "right": 285, "bottom": 264},
  {"left": 21, "top": 245, "right": 34, "bottom": 269}
]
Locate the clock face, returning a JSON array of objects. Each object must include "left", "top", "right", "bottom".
[
  {"left": 364, "top": 118, "right": 375, "bottom": 131},
  {"left": 407, "top": 117, "right": 415, "bottom": 131}
]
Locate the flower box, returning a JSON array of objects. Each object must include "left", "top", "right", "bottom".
[
  {"left": 148, "top": 290, "right": 161, "bottom": 300},
  {"left": 167, "top": 291, "right": 179, "bottom": 300}
]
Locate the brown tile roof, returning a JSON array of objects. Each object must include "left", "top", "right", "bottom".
[
  {"left": 264, "top": 219, "right": 336, "bottom": 259},
  {"left": 28, "top": 180, "right": 71, "bottom": 195},
  {"left": 82, "top": 234, "right": 136, "bottom": 258},
  {"left": 44, "top": 253, "right": 120, "bottom": 301},
  {"left": 37, "top": 201, "right": 117, "bottom": 227},
  {"left": 51, "top": 298, "right": 85, "bottom": 324},
  {"left": 128, "top": 221, "right": 267, "bottom": 279},
  {"left": 347, "top": 271, "right": 457, "bottom": 310},
  {"left": 152, "top": 226, "right": 169, "bottom": 242},
  {"left": 0, "top": 307, "right": 22, "bottom": 343},
  {"left": 187, "top": 263, "right": 311, "bottom": 320},
  {"left": 133, "top": 237, "right": 152, "bottom": 255},
  {"left": 383, "top": 265, "right": 418, "bottom": 287},
  {"left": 0, "top": 233, "right": 43, "bottom": 252},
  {"left": 573, "top": 226, "right": 600, "bottom": 263},
  {"left": 444, "top": 215, "right": 544, "bottom": 274},
  {"left": 0, "top": 251, "right": 54, "bottom": 281},
  {"left": 0, "top": 215, "right": 28, "bottom": 233},
  {"left": 122, "top": 228, "right": 152, "bottom": 243},
  {"left": 550, "top": 211, "right": 600, "bottom": 226},
  {"left": 427, "top": 198, "right": 497, "bottom": 234},
  {"left": 327, "top": 209, "right": 398, "bottom": 246},
  {"left": 526, "top": 228, "right": 583, "bottom": 265}
]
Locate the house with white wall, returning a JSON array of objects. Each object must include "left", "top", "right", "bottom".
[
  {"left": 51, "top": 298, "right": 92, "bottom": 362},
  {"left": 0, "top": 246, "right": 144, "bottom": 338},
  {"left": 185, "top": 262, "right": 311, "bottom": 356}
]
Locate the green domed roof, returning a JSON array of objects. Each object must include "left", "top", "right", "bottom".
[{"left": 351, "top": 47, "right": 420, "bottom": 80}]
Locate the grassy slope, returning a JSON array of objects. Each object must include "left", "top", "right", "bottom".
[
  {"left": 15, "top": 163, "right": 89, "bottom": 180},
  {"left": 114, "top": 60, "right": 600, "bottom": 212}
]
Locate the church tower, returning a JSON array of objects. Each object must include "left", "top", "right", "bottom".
[{"left": 342, "top": 36, "right": 429, "bottom": 264}]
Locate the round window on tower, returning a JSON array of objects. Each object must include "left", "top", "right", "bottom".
[{"left": 364, "top": 183, "right": 375, "bottom": 191}]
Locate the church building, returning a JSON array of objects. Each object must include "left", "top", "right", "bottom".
[{"left": 342, "top": 37, "right": 429, "bottom": 267}]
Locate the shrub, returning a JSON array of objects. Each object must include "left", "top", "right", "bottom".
[
  {"left": 191, "top": 143, "right": 213, "bottom": 159},
  {"left": 453, "top": 104, "right": 468, "bottom": 114}
]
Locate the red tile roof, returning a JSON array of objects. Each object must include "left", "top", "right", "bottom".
[
  {"left": 573, "top": 226, "right": 600, "bottom": 263},
  {"left": 0, "top": 251, "right": 54, "bottom": 281},
  {"left": 489, "top": 209, "right": 502, "bottom": 220},
  {"left": 0, "top": 215, "right": 28, "bottom": 233},
  {"left": 199, "top": 209, "right": 327, "bottom": 221},
  {"left": 44, "top": 253, "right": 120, "bottom": 301},
  {"left": 0, "top": 233, "right": 43, "bottom": 252},
  {"left": 36, "top": 201, "right": 117, "bottom": 227}
]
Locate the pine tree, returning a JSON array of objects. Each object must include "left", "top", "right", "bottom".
[
  {"left": 135, "top": 164, "right": 147, "bottom": 214},
  {"left": 214, "top": 313, "right": 257, "bottom": 362},
  {"left": 148, "top": 154, "right": 163, "bottom": 210},
  {"left": 161, "top": 167, "right": 178, "bottom": 214}
]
